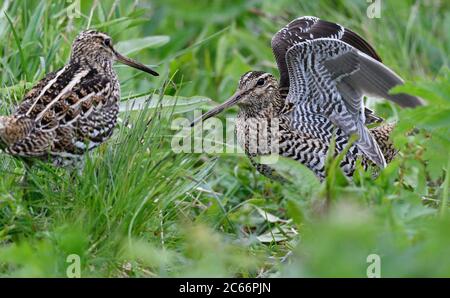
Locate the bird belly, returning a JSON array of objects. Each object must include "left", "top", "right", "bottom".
[{"left": 285, "top": 110, "right": 364, "bottom": 178}]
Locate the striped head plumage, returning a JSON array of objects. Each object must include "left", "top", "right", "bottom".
[
  {"left": 70, "top": 30, "right": 117, "bottom": 64},
  {"left": 70, "top": 30, "right": 159, "bottom": 76},
  {"left": 191, "top": 71, "right": 283, "bottom": 124},
  {"left": 236, "top": 71, "right": 282, "bottom": 109},
  {"left": 0, "top": 29, "right": 159, "bottom": 166}
]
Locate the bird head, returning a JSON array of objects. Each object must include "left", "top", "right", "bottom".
[
  {"left": 191, "top": 71, "right": 280, "bottom": 126},
  {"left": 70, "top": 30, "right": 159, "bottom": 76}
]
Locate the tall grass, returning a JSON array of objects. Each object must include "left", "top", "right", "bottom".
[{"left": 0, "top": 0, "right": 449, "bottom": 277}]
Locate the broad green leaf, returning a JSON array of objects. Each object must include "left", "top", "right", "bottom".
[
  {"left": 119, "top": 94, "right": 211, "bottom": 114},
  {"left": 263, "top": 155, "right": 321, "bottom": 192},
  {"left": 257, "top": 226, "right": 296, "bottom": 243},
  {"left": 254, "top": 206, "right": 289, "bottom": 223},
  {"left": 115, "top": 36, "right": 170, "bottom": 56}
]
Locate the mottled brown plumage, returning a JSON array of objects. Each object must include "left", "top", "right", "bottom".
[
  {"left": 0, "top": 30, "right": 158, "bottom": 166},
  {"left": 192, "top": 17, "right": 421, "bottom": 181}
]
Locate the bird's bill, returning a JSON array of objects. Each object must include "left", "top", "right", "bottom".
[
  {"left": 115, "top": 51, "right": 159, "bottom": 76},
  {"left": 190, "top": 90, "right": 243, "bottom": 127}
]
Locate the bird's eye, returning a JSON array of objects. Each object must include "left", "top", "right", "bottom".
[
  {"left": 256, "top": 78, "right": 265, "bottom": 86},
  {"left": 104, "top": 39, "right": 111, "bottom": 47}
]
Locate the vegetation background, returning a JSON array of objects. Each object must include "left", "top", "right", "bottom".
[{"left": 0, "top": 0, "right": 449, "bottom": 277}]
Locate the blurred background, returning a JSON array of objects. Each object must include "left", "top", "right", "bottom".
[{"left": 0, "top": 0, "right": 449, "bottom": 277}]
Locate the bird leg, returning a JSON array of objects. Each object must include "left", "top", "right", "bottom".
[
  {"left": 19, "top": 159, "right": 34, "bottom": 199},
  {"left": 249, "top": 156, "right": 287, "bottom": 183}
]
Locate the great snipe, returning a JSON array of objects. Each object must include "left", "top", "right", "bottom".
[
  {"left": 192, "top": 16, "right": 423, "bottom": 181},
  {"left": 0, "top": 30, "right": 158, "bottom": 167}
]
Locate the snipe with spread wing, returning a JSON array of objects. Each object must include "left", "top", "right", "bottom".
[
  {"left": 0, "top": 30, "right": 158, "bottom": 166},
  {"left": 192, "top": 16, "right": 423, "bottom": 181}
]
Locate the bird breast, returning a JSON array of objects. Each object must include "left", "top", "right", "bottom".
[{"left": 236, "top": 113, "right": 281, "bottom": 157}]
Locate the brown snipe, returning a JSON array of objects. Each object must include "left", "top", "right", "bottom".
[
  {"left": 0, "top": 30, "right": 158, "bottom": 167},
  {"left": 192, "top": 16, "right": 423, "bottom": 181}
]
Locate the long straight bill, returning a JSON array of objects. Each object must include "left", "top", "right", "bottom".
[
  {"left": 115, "top": 51, "right": 159, "bottom": 76},
  {"left": 190, "top": 91, "right": 243, "bottom": 127}
]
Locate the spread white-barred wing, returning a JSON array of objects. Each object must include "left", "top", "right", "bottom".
[
  {"left": 284, "top": 38, "right": 422, "bottom": 167},
  {"left": 329, "top": 50, "right": 423, "bottom": 108},
  {"left": 271, "top": 16, "right": 383, "bottom": 92}
]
